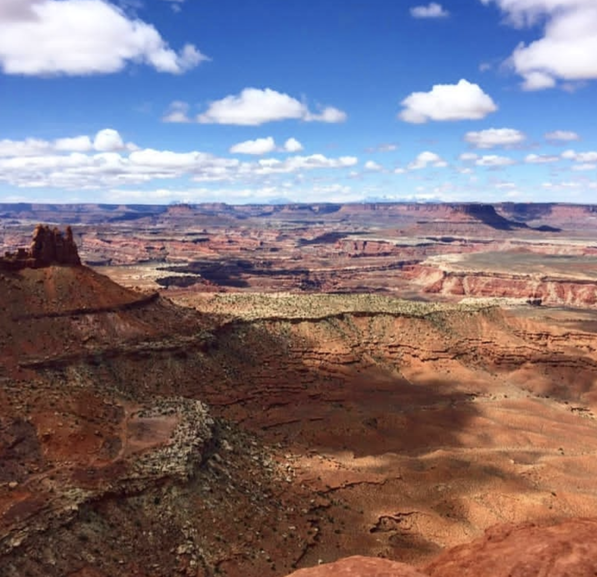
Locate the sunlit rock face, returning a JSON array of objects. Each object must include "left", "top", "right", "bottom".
[{"left": 284, "top": 556, "right": 428, "bottom": 577}]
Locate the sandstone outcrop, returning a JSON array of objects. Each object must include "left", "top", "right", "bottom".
[
  {"left": 283, "top": 518, "right": 597, "bottom": 577},
  {"left": 1, "top": 224, "right": 80, "bottom": 270},
  {"left": 425, "top": 518, "right": 597, "bottom": 577},
  {"left": 409, "top": 262, "right": 597, "bottom": 308},
  {"left": 285, "top": 556, "right": 428, "bottom": 577}
]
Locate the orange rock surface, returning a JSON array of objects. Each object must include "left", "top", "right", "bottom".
[
  {"left": 2, "top": 219, "right": 597, "bottom": 576},
  {"left": 286, "top": 556, "right": 428, "bottom": 577}
]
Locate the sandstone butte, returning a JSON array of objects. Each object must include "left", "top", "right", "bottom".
[{"left": 3, "top": 224, "right": 597, "bottom": 577}]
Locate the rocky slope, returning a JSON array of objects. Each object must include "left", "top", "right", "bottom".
[
  {"left": 0, "top": 257, "right": 324, "bottom": 576},
  {"left": 173, "top": 293, "right": 597, "bottom": 567},
  {"left": 4, "top": 229, "right": 597, "bottom": 575}
]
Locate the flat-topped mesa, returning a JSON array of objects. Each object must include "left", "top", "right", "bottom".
[{"left": 0, "top": 224, "right": 81, "bottom": 271}]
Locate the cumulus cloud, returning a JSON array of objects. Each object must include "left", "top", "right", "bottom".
[
  {"left": 162, "top": 101, "right": 192, "bottom": 123},
  {"left": 525, "top": 153, "right": 560, "bottom": 164},
  {"left": 408, "top": 151, "right": 448, "bottom": 170},
  {"left": 561, "top": 150, "right": 597, "bottom": 163},
  {"left": 0, "top": 138, "right": 52, "bottom": 157},
  {"left": 480, "top": 0, "right": 597, "bottom": 89},
  {"left": 571, "top": 163, "right": 596, "bottom": 171},
  {"left": 93, "top": 129, "right": 125, "bottom": 152},
  {"left": 464, "top": 128, "right": 526, "bottom": 149},
  {"left": 305, "top": 107, "right": 347, "bottom": 123},
  {"left": 410, "top": 3, "right": 449, "bottom": 18},
  {"left": 459, "top": 152, "right": 479, "bottom": 161},
  {"left": 229, "top": 137, "right": 276, "bottom": 156},
  {"left": 0, "top": 0, "right": 208, "bottom": 76},
  {"left": 0, "top": 130, "right": 356, "bottom": 191},
  {"left": 545, "top": 130, "right": 580, "bottom": 142},
  {"left": 0, "top": 129, "right": 127, "bottom": 157},
  {"left": 542, "top": 180, "right": 597, "bottom": 192},
  {"left": 54, "top": 136, "right": 93, "bottom": 152},
  {"left": 475, "top": 154, "right": 516, "bottom": 167},
  {"left": 521, "top": 71, "right": 556, "bottom": 91},
  {"left": 253, "top": 154, "right": 357, "bottom": 175},
  {"left": 364, "top": 160, "right": 383, "bottom": 171},
  {"left": 399, "top": 79, "right": 497, "bottom": 123},
  {"left": 229, "top": 137, "right": 305, "bottom": 155},
  {"left": 197, "top": 88, "right": 347, "bottom": 126},
  {"left": 283, "top": 138, "right": 304, "bottom": 153}
]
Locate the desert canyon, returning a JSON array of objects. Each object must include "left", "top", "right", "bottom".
[{"left": 2, "top": 202, "right": 597, "bottom": 576}]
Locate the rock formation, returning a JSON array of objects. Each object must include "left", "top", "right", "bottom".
[
  {"left": 425, "top": 518, "right": 597, "bottom": 577},
  {"left": 0, "top": 224, "right": 81, "bottom": 270},
  {"left": 5, "top": 206, "right": 597, "bottom": 575},
  {"left": 283, "top": 518, "right": 597, "bottom": 576},
  {"left": 285, "top": 556, "right": 428, "bottom": 577}
]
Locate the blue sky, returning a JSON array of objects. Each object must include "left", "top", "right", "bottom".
[{"left": 0, "top": 0, "right": 596, "bottom": 204}]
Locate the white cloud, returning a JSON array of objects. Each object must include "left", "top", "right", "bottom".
[
  {"left": 0, "top": 130, "right": 129, "bottom": 158},
  {"left": 0, "top": 0, "right": 208, "bottom": 76},
  {"left": 162, "top": 0, "right": 185, "bottom": 13},
  {"left": 495, "top": 182, "right": 517, "bottom": 190},
  {"left": 521, "top": 71, "right": 557, "bottom": 91},
  {"left": 475, "top": 154, "right": 516, "bottom": 167},
  {"left": 0, "top": 128, "right": 357, "bottom": 191},
  {"left": 399, "top": 79, "right": 497, "bottom": 123},
  {"left": 162, "top": 101, "right": 191, "bottom": 123},
  {"left": 228, "top": 136, "right": 304, "bottom": 155},
  {"left": 562, "top": 150, "right": 597, "bottom": 162},
  {"left": 480, "top": 0, "right": 597, "bottom": 89},
  {"left": 464, "top": 128, "right": 526, "bottom": 148},
  {"left": 365, "top": 143, "right": 398, "bottom": 153},
  {"left": 543, "top": 179, "right": 597, "bottom": 191},
  {"left": 305, "top": 107, "right": 348, "bottom": 123},
  {"left": 93, "top": 129, "right": 125, "bottom": 152},
  {"left": 525, "top": 153, "right": 560, "bottom": 163},
  {"left": 230, "top": 137, "right": 276, "bottom": 156},
  {"left": 364, "top": 160, "right": 383, "bottom": 171},
  {"left": 459, "top": 152, "right": 479, "bottom": 161},
  {"left": 408, "top": 151, "right": 448, "bottom": 170},
  {"left": 197, "top": 88, "right": 347, "bottom": 126},
  {"left": 283, "top": 138, "right": 304, "bottom": 153},
  {"left": 0, "top": 138, "right": 52, "bottom": 157},
  {"left": 545, "top": 130, "right": 580, "bottom": 142},
  {"left": 253, "top": 154, "right": 357, "bottom": 175},
  {"left": 410, "top": 2, "right": 449, "bottom": 18},
  {"left": 561, "top": 149, "right": 597, "bottom": 173},
  {"left": 54, "top": 135, "right": 93, "bottom": 152}
]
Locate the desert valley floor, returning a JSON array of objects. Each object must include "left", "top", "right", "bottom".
[{"left": 2, "top": 202, "right": 597, "bottom": 576}]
